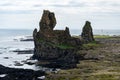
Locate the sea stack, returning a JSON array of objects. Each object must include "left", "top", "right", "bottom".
[
  {"left": 81, "top": 21, "right": 94, "bottom": 43},
  {"left": 39, "top": 10, "right": 56, "bottom": 32},
  {"left": 32, "top": 10, "right": 81, "bottom": 68}
]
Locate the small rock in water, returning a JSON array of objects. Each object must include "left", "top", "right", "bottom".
[
  {"left": 13, "top": 49, "right": 34, "bottom": 54},
  {"left": 14, "top": 63, "right": 23, "bottom": 66},
  {"left": 25, "top": 59, "right": 37, "bottom": 65},
  {"left": 4, "top": 57, "right": 9, "bottom": 59},
  {"left": 8, "top": 64, "right": 12, "bottom": 66},
  {"left": 14, "top": 61, "right": 23, "bottom": 66}
]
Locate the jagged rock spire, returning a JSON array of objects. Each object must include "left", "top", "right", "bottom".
[
  {"left": 81, "top": 21, "right": 94, "bottom": 42},
  {"left": 39, "top": 10, "right": 56, "bottom": 32}
]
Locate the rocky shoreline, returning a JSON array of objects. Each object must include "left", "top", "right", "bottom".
[
  {"left": 44, "top": 36, "right": 120, "bottom": 80},
  {"left": 1, "top": 35, "right": 120, "bottom": 80},
  {"left": 0, "top": 64, "right": 45, "bottom": 80}
]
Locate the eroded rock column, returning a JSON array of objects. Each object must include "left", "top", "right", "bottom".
[{"left": 81, "top": 21, "right": 94, "bottom": 43}]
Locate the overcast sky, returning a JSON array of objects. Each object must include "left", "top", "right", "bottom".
[{"left": 0, "top": 0, "right": 120, "bottom": 30}]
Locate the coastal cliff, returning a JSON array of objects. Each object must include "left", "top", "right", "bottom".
[{"left": 32, "top": 10, "right": 81, "bottom": 68}]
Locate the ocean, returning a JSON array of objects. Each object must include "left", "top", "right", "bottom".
[
  {"left": 0, "top": 29, "right": 120, "bottom": 70},
  {"left": 0, "top": 29, "right": 35, "bottom": 70},
  {"left": 70, "top": 29, "right": 120, "bottom": 36}
]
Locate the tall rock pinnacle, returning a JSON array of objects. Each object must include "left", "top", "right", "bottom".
[
  {"left": 39, "top": 10, "right": 56, "bottom": 32},
  {"left": 81, "top": 21, "right": 94, "bottom": 42}
]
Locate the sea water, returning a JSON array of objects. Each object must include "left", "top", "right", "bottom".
[
  {"left": 70, "top": 29, "right": 120, "bottom": 36},
  {"left": 0, "top": 29, "right": 36, "bottom": 69},
  {"left": 0, "top": 29, "right": 120, "bottom": 70}
]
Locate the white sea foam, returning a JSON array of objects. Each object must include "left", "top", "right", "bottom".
[
  {"left": 38, "top": 76, "right": 45, "bottom": 80},
  {"left": 0, "top": 74, "right": 7, "bottom": 77}
]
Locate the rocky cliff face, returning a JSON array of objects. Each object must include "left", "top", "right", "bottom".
[
  {"left": 81, "top": 21, "right": 94, "bottom": 43},
  {"left": 32, "top": 10, "right": 81, "bottom": 68}
]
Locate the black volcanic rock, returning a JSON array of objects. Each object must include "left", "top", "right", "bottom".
[
  {"left": 81, "top": 21, "right": 94, "bottom": 43},
  {"left": 0, "top": 64, "right": 45, "bottom": 80},
  {"left": 32, "top": 10, "right": 82, "bottom": 68}
]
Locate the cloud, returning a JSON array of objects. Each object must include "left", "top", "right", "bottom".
[
  {"left": 33, "top": 5, "right": 42, "bottom": 7},
  {"left": 0, "top": 0, "right": 120, "bottom": 29},
  {"left": 0, "top": 3, "right": 13, "bottom": 6},
  {"left": 49, "top": 1, "right": 87, "bottom": 7},
  {"left": 0, "top": 0, "right": 120, "bottom": 14}
]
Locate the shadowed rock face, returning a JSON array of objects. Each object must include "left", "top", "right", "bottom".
[
  {"left": 81, "top": 21, "right": 94, "bottom": 43},
  {"left": 32, "top": 10, "right": 81, "bottom": 69}
]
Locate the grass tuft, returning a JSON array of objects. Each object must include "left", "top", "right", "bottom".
[
  {"left": 94, "top": 35, "right": 111, "bottom": 39},
  {"left": 82, "top": 41, "right": 101, "bottom": 50}
]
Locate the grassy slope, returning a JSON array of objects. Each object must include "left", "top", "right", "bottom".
[{"left": 46, "top": 35, "right": 120, "bottom": 80}]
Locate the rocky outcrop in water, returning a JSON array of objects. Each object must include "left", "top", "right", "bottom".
[
  {"left": 32, "top": 10, "right": 81, "bottom": 69},
  {"left": 81, "top": 21, "right": 94, "bottom": 43}
]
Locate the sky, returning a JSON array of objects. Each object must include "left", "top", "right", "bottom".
[{"left": 0, "top": 0, "right": 120, "bottom": 30}]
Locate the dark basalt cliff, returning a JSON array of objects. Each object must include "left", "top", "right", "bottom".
[{"left": 32, "top": 10, "right": 81, "bottom": 68}]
